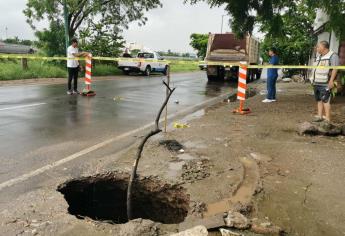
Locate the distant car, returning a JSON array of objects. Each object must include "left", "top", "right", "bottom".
[
  {"left": 0, "top": 41, "right": 35, "bottom": 54},
  {"left": 118, "top": 52, "right": 169, "bottom": 76},
  {"left": 198, "top": 60, "right": 207, "bottom": 70}
]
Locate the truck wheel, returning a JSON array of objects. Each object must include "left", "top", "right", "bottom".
[
  {"left": 217, "top": 68, "right": 225, "bottom": 81},
  {"left": 207, "top": 75, "right": 219, "bottom": 81},
  {"left": 163, "top": 66, "right": 169, "bottom": 75},
  {"left": 123, "top": 70, "right": 130, "bottom": 75},
  {"left": 207, "top": 66, "right": 224, "bottom": 82},
  {"left": 145, "top": 66, "right": 151, "bottom": 76}
]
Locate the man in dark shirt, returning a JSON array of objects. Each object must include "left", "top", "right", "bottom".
[
  {"left": 122, "top": 48, "right": 132, "bottom": 58},
  {"left": 263, "top": 48, "right": 279, "bottom": 103}
]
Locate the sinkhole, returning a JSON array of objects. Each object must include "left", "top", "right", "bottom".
[{"left": 57, "top": 172, "right": 190, "bottom": 224}]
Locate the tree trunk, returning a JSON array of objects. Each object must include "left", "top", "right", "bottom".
[{"left": 21, "top": 58, "right": 28, "bottom": 70}]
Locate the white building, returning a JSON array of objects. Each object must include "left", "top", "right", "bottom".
[
  {"left": 313, "top": 9, "right": 344, "bottom": 92},
  {"left": 313, "top": 9, "right": 339, "bottom": 53}
]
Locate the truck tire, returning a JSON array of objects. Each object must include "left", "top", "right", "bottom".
[
  {"left": 207, "top": 66, "right": 224, "bottom": 82},
  {"left": 123, "top": 70, "right": 130, "bottom": 75},
  {"left": 144, "top": 66, "right": 151, "bottom": 76},
  {"left": 163, "top": 65, "right": 169, "bottom": 75},
  {"left": 207, "top": 75, "right": 219, "bottom": 81}
]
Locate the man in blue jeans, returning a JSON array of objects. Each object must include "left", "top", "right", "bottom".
[{"left": 263, "top": 48, "right": 279, "bottom": 103}]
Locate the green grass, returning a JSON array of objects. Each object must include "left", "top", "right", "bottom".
[
  {"left": 0, "top": 59, "right": 199, "bottom": 81},
  {"left": 92, "top": 63, "right": 122, "bottom": 76},
  {"left": 169, "top": 61, "right": 200, "bottom": 73},
  {"left": 0, "top": 60, "right": 66, "bottom": 80}
]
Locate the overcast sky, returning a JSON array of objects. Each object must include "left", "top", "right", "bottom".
[{"left": 0, "top": 0, "right": 232, "bottom": 52}]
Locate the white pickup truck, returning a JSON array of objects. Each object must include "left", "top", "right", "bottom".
[{"left": 118, "top": 52, "right": 169, "bottom": 76}]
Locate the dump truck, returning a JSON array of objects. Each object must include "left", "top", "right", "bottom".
[
  {"left": 0, "top": 41, "right": 35, "bottom": 54},
  {"left": 205, "top": 33, "right": 260, "bottom": 81}
]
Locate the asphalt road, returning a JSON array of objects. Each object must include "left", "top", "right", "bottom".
[{"left": 0, "top": 72, "right": 236, "bottom": 201}]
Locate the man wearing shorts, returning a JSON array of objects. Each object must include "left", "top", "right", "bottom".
[{"left": 311, "top": 41, "right": 339, "bottom": 123}]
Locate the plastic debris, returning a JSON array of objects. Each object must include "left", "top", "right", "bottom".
[
  {"left": 174, "top": 122, "right": 190, "bottom": 129},
  {"left": 113, "top": 96, "right": 124, "bottom": 101}
]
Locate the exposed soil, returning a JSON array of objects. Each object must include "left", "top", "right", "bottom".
[{"left": 1, "top": 81, "right": 345, "bottom": 236}]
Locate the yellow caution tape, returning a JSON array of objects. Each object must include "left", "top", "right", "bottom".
[{"left": 1, "top": 53, "right": 345, "bottom": 69}]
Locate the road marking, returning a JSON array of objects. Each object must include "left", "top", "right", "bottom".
[
  {"left": 0, "top": 103, "right": 46, "bottom": 112},
  {"left": 0, "top": 92, "right": 230, "bottom": 191}
]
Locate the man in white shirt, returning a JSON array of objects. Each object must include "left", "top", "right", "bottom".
[{"left": 67, "top": 38, "right": 88, "bottom": 95}]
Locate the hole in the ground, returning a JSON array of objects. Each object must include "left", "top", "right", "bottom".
[{"left": 57, "top": 172, "right": 190, "bottom": 224}]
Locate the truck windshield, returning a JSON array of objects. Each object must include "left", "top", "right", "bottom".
[{"left": 137, "top": 53, "right": 154, "bottom": 59}]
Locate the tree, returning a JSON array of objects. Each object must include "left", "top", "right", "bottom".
[
  {"left": 186, "top": 0, "right": 345, "bottom": 40},
  {"left": 4, "top": 37, "right": 34, "bottom": 46},
  {"left": 190, "top": 33, "right": 208, "bottom": 58},
  {"left": 186, "top": 0, "right": 288, "bottom": 38},
  {"left": 24, "top": 0, "right": 162, "bottom": 39},
  {"left": 24, "top": 0, "right": 162, "bottom": 56},
  {"left": 35, "top": 20, "right": 66, "bottom": 57},
  {"left": 260, "top": 0, "right": 317, "bottom": 65}
]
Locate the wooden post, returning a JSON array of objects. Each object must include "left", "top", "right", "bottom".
[
  {"left": 164, "top": 65, "right": 171, "bottom": 133},
  {"left": 21, "top": 58, "right": 28, "bottom": 70}
]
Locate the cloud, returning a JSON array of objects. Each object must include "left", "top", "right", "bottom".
[
  {"left": 0, "top": 0, "right": 232, "bottom": 53},
  {"left": 122, "top": 0, "right": 230, "bottom": 52}
]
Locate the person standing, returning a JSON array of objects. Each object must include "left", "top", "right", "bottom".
[
  {"left": 122, "top": 48, "right": 132, "bottom": 58},
  {"left": 66, "top": 38, "right": 88, "bottom": 95},
  {"left": 263, "top": 48, "right": 279, "bottom": 103},
  {"left": 311, "top": 41, "right": 339, "bottom": 123}
]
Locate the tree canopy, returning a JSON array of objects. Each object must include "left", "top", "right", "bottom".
[
  {"left": 190, "top": 33, "right": 208, "bottom": 58},
  {"left": 260, "top": 0, "right": 316, "bottom": 65},
  {"left": 186, "top": 0, "right": 345, "bottom": 40},
  {"left": 24, "top": 0, "right": 162, "bottom": 56}
]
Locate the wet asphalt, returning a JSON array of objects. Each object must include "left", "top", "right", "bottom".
[{"left": 0, "top": 71, "right": 236, "bottom": 195}]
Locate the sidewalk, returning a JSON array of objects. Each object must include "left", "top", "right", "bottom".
[{"left": 1, "top": 81, "right": 344, "bottom": 236}]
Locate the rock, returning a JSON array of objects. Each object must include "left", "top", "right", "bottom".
[
  {"left": 251, "top": 222, "right": 283, "bottom": 235},
  {"left": 298, "top": 121, "right": 343, "bottom": 136},
  {"left": 282, "top": 78, "right": 292, "bottom": 83},
  {"left": 318, "top": 121, "right": 342, "bottom": 136},
  {"left": 342, "top": 125, "right": 345, "bottom": 136},
  {"left": 118, "top": 219, "right": 160, "bottom": 236},
  {"left": 298, "top": 122, "right": 318, "bottom": 135},
  {"left": 179, "top": 213, "right": 225, "bottom": 231},
  {"left": 230, "top": 202, "right": 253, "bottom": 216},
  {"left": 219, "top": 228, "right": 243, "bottom": 236},
  {"left": 171, "top": 225, "right": 208, "bottom": 236},
  {"left": 291, "top": 75, "right": 305, "bottom": 83},
  {"left": 159, "top": 140, "right": 185, "bottom": 152},
  {"left": 190, "top": 201, "right": 207, "bottom": 218},
  {"left": 224, "top": 211, "right": 250, "bottom": 229}
]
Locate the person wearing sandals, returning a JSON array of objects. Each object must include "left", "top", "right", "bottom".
[{"left": 310, "top": 41, "right": 339, "bottom": 123}]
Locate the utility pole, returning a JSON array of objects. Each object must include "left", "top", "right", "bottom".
[
  {"left": 5, "top": 27, "right": 8, "bottom": 39},
  {"left": 221, "top": 15, "right": 226, "bottom": 34},
  {"left": 63, "top": 0, "right": 69, "bottom": 52}
]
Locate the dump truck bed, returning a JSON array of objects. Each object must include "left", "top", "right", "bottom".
[{"left": 205, "top": 34, "right": 259, "bottom": 64}]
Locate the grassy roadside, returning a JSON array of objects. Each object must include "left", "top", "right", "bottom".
[{"left": 0, "top": 60, "right": 199, "bottom": 80}]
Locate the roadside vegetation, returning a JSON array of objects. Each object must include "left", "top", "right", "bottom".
[{"left": 0, "top": 60, "right": 199, "bottom": 81}]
